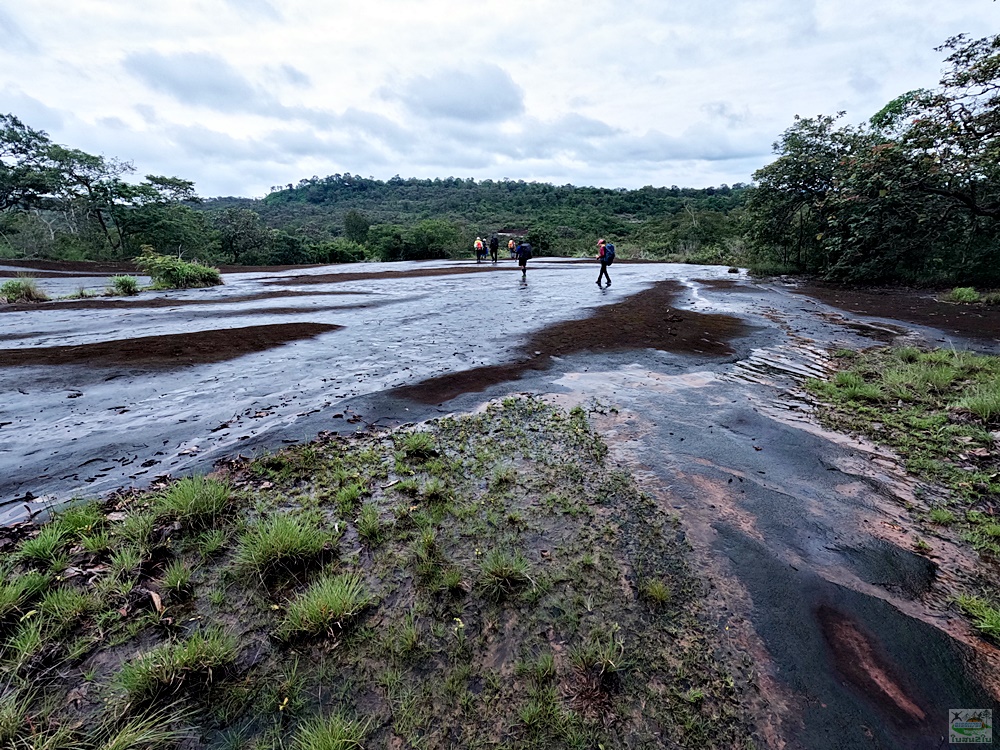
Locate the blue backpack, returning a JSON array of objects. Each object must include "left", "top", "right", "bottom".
[
  {"left": 520, "top": 243, "right": 533, "bottom": 260},
  {"left": 603, "top": 242, "right": 616, "bottom": 265}
]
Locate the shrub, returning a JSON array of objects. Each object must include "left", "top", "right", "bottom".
[
  {"left": 108, "top": 275, "right": 140, "bottom": 296},
  {"left": 982, "top": 291, "right": 1000, "bottom": 305},
  {"left": 135, "top": 247, "right": 222, "bottom": 289},
  {"left": 0, "top": 277, "right": 48, "bottom": 303},
  {"left": 944, "top": 287, "right": 980, "bottom": 303},
  {"left": 281, "top": 573, "right": 373, "bottom": 636}
]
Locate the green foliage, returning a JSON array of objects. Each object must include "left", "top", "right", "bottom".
[
  {"left": 162, "top": 560, "right": 194, "bottom": 599},
  {"left": 108, "top": 275, "right": 140, "bottom": 296},
  {"left": 155, "top": 476, "right": 232, "bottom": 528},
  {"left": 478, "top": 547, "right": 532, "bottom": 601},
  {"left": 744, "top": 33, "right": 1000, "bottom": 286},
  {"left": 945, "top": 287, "right": 981, "bottom": 303},
  {"left": 135, "top": 246, "right": 221, "bottom": 289},
  {"left": 290, "top": 712, "right": 370, "bottom": 750},
  {"left": 116, "top": 628, "right": 238, "bottom": 702},
  {"left": 0, "top": 276, "right": 48, "bottom": 303},
  {"left": 956, "top": 595, "right": 1000, "bottom": 639},
  {"left": 234, "top": 513, "right": 332, "bottom": 574},
  {"left": 280, "top": 573, "right": 373, "bottom": 637},
  {"left": 955, "top": 379, "right": 1000, "bottom": 421}
]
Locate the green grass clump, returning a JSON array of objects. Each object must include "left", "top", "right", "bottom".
[
  {"left": 38, "top": 586, "right": 93, "bottom": 633},
  {"left": 135, "top": 246, "right": 222, "bottom": 289},
  {"left": 0, "top": 277, "right": 48, "bottom": 303},
  {"left": 281, "top": 573, "right": 373, "bottom": 637},
  {"left": 291, "top": 712, "right": 369, "bottom": 750},
  {"left": 641, "top": 578, "right": 672, "bottom": 605},
  {"left": 955, "top": 380, "right": 1000, "bottom": 421},
  {"left": 116, "top": 628, "right": 238, "bottom": 702},
  {"left": 570, "top": 624, "right": 626, "bottom": 679},
  {"left": 956, "top": 595, "right": 1000, "bottom": 639},
  {"left": 0, "top": 571, "right": 50, "bottom": 622},
  {"left": 401, "top": 431, "right": 437, "bottom": 460},
  {"left": 155, "top": 476, "right": 232, "bottom": 528},
  {"left": 356, "top": 503, "right": 383, "bottom": 545},
  {"left": 831, "top": 371, "right": 884, "bottom": 402},
  {"left": 18, "top": 525, "right": 68, "bottom": 569},
  {"left": 945, "top": 287, "right": 981, "bottom": 303},
  {"left": 479, "top": 548, "right": 532, "bottom": 601},
  {"left": 234, "top": 513, "right": 332, "bottom": 574},
  {"left": 108, "top": 275, "right": 140, "bottom": 296},
  {"left": 161, "top": 560, "right": 194, "bottom": 600},
  {"left": 928, "top": 508, "right": 956, "bottom": 525}
]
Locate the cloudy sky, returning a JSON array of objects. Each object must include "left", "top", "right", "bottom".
[{"left": 1, "top": 1, "right": 996, "bottom": 197}]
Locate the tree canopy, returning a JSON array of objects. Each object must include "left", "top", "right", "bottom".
[{"left": 744, "top": 33, "right": 1000, "bottom": 286}]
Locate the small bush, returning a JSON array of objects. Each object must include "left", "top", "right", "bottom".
[
  {"left": 116, "top": 628, "right": 238, "bottom": 702},
  {"left": 281, "top": 573, "right": 373, "bottom": 637},
  {"left": 235, "top": 513, "right": 331, "bottom": 574},
  {"left": 135, "top": 247, "right": 222, "bottom": 289},
  {"left": 18, "top": 526, "right": 68, "bottom": 567},
  {"left": 944, "top": 287, "right": 980, "bottom": 303},
  {"left": 108, "top": 275, "right": 140, "bottom": 296},
  {"left": 981, "top": 291, "right": 1000, "bottom": 305},
  {"left": 162, "top": 560, "right": 194, "bottom": 599},
  {"left": 0, "top": 277, "right": 48, "bottom": 303},
  {"left": 402, "top": 432, "right": 437, "bottom": 460},
  {"left": 641, "top": 579, "right": 671, "bottom": 605},
  {"left": 928, "top": 508, "right": 955, "bottom": 525}
]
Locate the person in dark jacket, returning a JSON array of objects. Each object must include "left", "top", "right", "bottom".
[
  {"left": 516, "top": 241, "right": 532, "bottom": 278},
  {"left": 489, "top": 234, "right": 499, "bottom": 263},
  {"left": 596, "top": 238, "right": 612, "bottom": 286}
]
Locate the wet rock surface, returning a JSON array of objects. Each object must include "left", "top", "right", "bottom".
[{"left": 2, "top": 259, "right": 999, "bottom": 748}]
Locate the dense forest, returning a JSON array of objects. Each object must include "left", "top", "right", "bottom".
[{"left": 2, "top": 32, "right": 998, "bottom": 284}]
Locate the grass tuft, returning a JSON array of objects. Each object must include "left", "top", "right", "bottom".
[
  {"left": 1, "top": 276, "right": 48, "bottom": 303},
  {"left": 479, "top": 547, "right": 532, "bottom": 601},
  {"left": 234, "top": 513, "right": 331, "bottom": 574},
  {"left": 291, "top": 712, "right": 369, "bottom": 750},
  {"left": 107, "top": 275, "right": 141, "bottom": 296},
  {"left": 116, "top": 628, "right": 238, "bottom": 703},
  {"left": 956, "top": 595, "right": 1000, "bottom": 640},
  {"left": 281, "top": 573, "right": 373, "bottom": 637},
  {"left": 155, "top": 476, "right": 232, "bottom": 528}
]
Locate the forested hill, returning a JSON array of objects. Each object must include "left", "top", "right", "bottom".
[{"left": 200, "top": 176, "right": 749, "bottom": 263}]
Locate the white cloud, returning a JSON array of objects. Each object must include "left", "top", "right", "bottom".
[{"left": 0, "top": 0, "right": 995, "bottom": 196}]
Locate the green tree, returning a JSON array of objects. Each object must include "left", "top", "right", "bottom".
[
  {"left": 343, "top": 209, "right": 370, "bottom": 244},
  {"left": 214, "top": 207, "right": 271, "bottom": 264}
]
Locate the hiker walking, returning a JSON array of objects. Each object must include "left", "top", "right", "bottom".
[
  {"left": 508, "top": 238, "right": 516, "bottom": 259},
  {"left": 596, "top": 238, "right": 614, "bottom": 286},
  {"left": 474, "top": 236, "right": 485, "bottom": 263},
  {"left": 489, "top": 234, "right": 499, "bottom": 264},
  {"left": 516, "top": 240, "right": 532, "bottom": 278}
]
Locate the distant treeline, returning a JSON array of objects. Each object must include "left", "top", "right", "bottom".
[{"left": 0, "top": 110, "right": 748, "bottom": 266}]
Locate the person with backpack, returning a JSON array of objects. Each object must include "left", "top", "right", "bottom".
[
  {"left": 508, "top": 238, "right": 516, "bottom": 259},
  {"left": 489, "top": 234, "right": 499, "bottom": 263},
  {"left": 516, "top": 241, "right": 532, "bottom": 278},
  {"left": 474, "top": 237, "right": 485, "bottom": 263},
  {"left": 596, "top": 238, "right": 614, "bottom": 286}
]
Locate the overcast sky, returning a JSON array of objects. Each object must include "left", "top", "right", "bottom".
[{"left": 1, "top": 1, "right": 996, "bottom": 197}]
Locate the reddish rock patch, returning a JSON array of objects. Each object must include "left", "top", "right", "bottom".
[
  {"left": 791, "top": 283, "right": 1000, "bottom": 342},
  {"left": 270, "top": 265, "right": 514, "bottom": 286},
  {"left": 394, "top": 280, "right": 747, "bottom": 404},
  {"left": 0, "top": 323, "right": 341, "bottom": 369}
]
